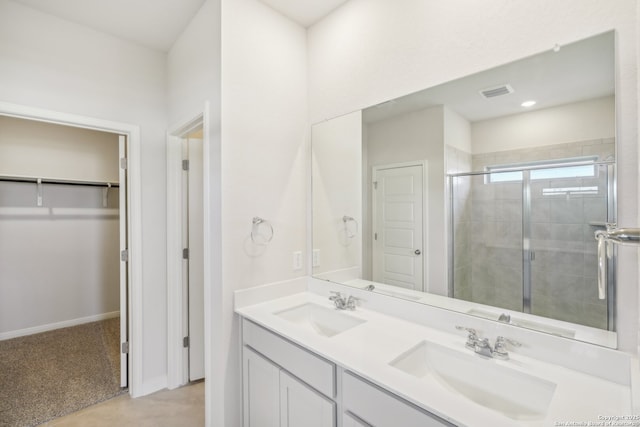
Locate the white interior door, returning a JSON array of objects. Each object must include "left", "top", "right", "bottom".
[
  {"left": 187, "top": 137, "right": 205, "bottom": 381},
  {"left": 118, "top": 135, "right": 128, "bottom": 388},
  {"left": 372, "top": 164, "right": 424, "bottom": 291}
]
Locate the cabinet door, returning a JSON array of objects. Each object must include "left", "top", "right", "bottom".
[
  {"left": 243, "top": 347, "right": 280, "bottom": 427},
  {"left": 280, "top": 371, "right": 336, "bottom": 427},
  {"left": 343, "top": 411, "right": 372, "bottom": 427}
]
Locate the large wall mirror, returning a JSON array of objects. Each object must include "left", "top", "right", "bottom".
[{"left": 311, "top": 31, "right": 617, "bottom": 348}]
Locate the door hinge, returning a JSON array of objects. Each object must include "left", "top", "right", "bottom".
[
  {"left": 120, "top": 157, "right": 128, "bottom": 170},
  {"left": 120, "top": 249, "right": 129, "bottom": 262},
  {"left": 183, "top": 336, "right": 190, "bottom": 348},
  {"left": 374, "top": 232, "right": 378, "bottom": 240},
  {"left": 121, "top": 342, "right": 129, "bottom": 354},
  {"left": 182, "top": 160, "right": 189, "bottom": 171},
  {"left": 183, "top": 248, "right": 189, "bottom": 259},
  {"left": 373, "top": 181, "right": 378, "bottom": 190}
]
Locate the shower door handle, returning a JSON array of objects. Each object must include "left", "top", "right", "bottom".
[{"left": 414, "top": 249, "right": 421, "bottom": 255}]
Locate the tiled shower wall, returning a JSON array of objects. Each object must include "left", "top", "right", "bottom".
[{"left": 450, "top": 138, "right": 614, "bottom": 329}]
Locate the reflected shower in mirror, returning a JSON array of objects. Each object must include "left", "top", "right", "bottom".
[{"left": 311, "top": 31, "right": 616, "bottom": 347}]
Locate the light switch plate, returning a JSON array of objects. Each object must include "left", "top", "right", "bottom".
[{"left": 293, "top": 251, "right": 303, "bottom": 271}]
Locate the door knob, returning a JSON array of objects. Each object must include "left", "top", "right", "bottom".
[{"left": 414, "top": 249, "right": 421, "bottom": 255}]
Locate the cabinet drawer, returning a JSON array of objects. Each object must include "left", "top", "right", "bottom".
[
  {"left": 243, "top": 319, "right": 336, "bottom": 398},
  {"left": 342, "top": 371, "right": 455, "bottom": 427}
]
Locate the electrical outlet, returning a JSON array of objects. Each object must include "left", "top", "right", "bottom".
[
  {"left": 312, "top": 249, "right": 320, "bottom": 267},
  {"left": 293, "top": 251, "right": 303, "bottom": 271}
]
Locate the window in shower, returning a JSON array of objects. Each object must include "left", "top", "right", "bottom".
[{"left": 485, "top": 156, "right": 598, "bottom": 184}]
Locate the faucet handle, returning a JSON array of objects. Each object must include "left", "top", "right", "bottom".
[
  {"left": 495, "top": 336, "right": 522, "bottom": 348},
  {"left": 345, "top": 295, "right": 358, "bottom": 310},
  {"left": 455, "top": 325, "right": 478, "bottom": 350},
  {"left": 329, "top": 291, "right": 342, "bottom": 300},
  {"left": 493, "top": 336, "right": 522, "bottom": 360}
]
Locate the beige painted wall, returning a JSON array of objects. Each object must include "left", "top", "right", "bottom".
[{"left": 0, "top": 116, "right": 119, "bottom": 182}]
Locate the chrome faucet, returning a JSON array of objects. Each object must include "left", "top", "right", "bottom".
[
  {"left": 455, "top": 326, "right": 521, "bottom": 360},
  {"left": 329, "top": 291, "right": 358, "bottom": 310},
  {"left": 492, "top": 336, "right": 522, "bottom": 360}
]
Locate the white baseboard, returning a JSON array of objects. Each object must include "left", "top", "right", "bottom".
[
  {"left": 138, "top": 375, "right": 168, "bottom": 398},
  {"left": 0, "top": 311, "right": 120, "bottom": 341}
]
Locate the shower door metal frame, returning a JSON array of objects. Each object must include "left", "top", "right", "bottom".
[
  {"left": 522, "top": 170, "right": 532, "bottom": 314},
  {"left": 448, "top": 160, "right": 617, "bottom": 332}
]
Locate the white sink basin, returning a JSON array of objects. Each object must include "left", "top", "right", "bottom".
[
  {"left": 274, "top": 303, "right": 366, "bottom": 337},
  {"left": 390, "top": 340, "right": 556, "bottom": 420}
]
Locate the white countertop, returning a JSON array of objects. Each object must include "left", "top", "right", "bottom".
[{"left": 236, "top": 291, "right": 634, "bottom": 427}]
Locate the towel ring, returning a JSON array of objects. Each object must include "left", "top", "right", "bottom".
[
  {"left": 342, "top": 215, "right": 358, "bottom": 239},
  {"left": 251, "top": 217, "right": 274, "bottom": 244}
]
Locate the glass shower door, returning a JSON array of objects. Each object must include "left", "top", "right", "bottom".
[
  {"left": 528, "top": 163, "right": 612, "bottom": 329},
  {"left": 451, "top": 172, "right": 524, "bottom": 312}
]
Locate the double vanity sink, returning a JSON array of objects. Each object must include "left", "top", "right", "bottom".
[
  {"left": 275, "top": 300, "right": 556, "bottom": 422},
  {"left": 236, "top": 289, "right": 635, "bottom": 426}
]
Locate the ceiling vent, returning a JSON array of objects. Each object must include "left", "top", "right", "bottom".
[{"left": 479, "top": 84, "right": 514, "bottom": 99}]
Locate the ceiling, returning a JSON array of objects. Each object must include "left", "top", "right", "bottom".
[
  {"left": 10, "top": 0, "right": 349, "bottom": 52},
  {"left": 10, "top": 0, "right": 206, "bottom": 51},
  {"left": 364, "top": 31, "right": 615, "bottom": 124},
  {"left": 258, "top": 0, "right": 350, "bottom": 27}
]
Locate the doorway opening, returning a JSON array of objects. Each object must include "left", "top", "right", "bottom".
[
  {"left": 0, "top": 101, "right": 143, "bottom": 398},
  {"left": 0, "top": 114, "right": 132, "bottom": 424},
  {"left": 167, "top": 111, "right": 208, "bottom": 387}
]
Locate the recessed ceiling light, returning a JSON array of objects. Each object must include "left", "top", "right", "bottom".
[{"left": 521, "top": 100, "right": 536, "bottom": 107}]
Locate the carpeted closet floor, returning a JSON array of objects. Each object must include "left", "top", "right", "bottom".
[{"left": 0, "top": 318, "right": 124, "bottom": 427}]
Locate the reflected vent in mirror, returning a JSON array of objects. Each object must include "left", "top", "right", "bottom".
[{"left": 479, "top": 84, "right": 514, "bottom": 98}]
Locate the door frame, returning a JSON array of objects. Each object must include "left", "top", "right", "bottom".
[
  {"left": 166, "top": 103, "right": 211, "bottom": 388},
  {"left": 371, "top": 160, "right": 428, "bottom": 292},
  {"left": 0, "top": 101, "right": 142, "bottom": 396}
]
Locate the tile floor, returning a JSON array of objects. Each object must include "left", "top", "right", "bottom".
[{"left": 41, "top": 382, "right": 204, "bottom": 427}]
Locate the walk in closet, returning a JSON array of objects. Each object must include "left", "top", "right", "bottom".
[{"left": 0, "top": 115, "right": 126, "bottom": 425}]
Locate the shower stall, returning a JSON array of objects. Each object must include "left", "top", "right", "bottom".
[{"left": 449, "top": 160, "right": 615, "bottom": 331}]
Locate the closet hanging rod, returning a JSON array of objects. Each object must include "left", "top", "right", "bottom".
[{"left": 0, "top": 175, "right": 119, "bottom": 188}]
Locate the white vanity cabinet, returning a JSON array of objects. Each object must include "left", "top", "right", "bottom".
[
  {"left": 342, "top": 371, "right": 454, "bottom": 427},
  {"left": 242, "top": 319, "right": 337, "bottom": 427},
  {"left": 342, "top": 412, "right": 372, "bottom": 427},
  {"left": 243, "top": 347, "right": 280, "bottom": 427},
  {"left": 241, "top": 318, "right": 454, "bottom": 427},
  {"left": 280, "top": 370, "right": 335, "bottom": 427}
]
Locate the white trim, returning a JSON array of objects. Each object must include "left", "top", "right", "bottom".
[
  {"left": 140, "top": 375, "right": 169, "bottom": 396},
  {"left": 166, "top": 104, "right": 211, "bottom": 389},
  {"left": 0, "top": 311, "right": 120, "bottom": 341},
  {"left": 0, "top": 101, "right": 143, "bottom": 397},
  {"left": 166, "top": 131, "right": 185, "bottom": 389}
]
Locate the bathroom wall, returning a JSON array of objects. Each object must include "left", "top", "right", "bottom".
[
  {"left": 308, "top": 0, "right": 638, "bottom": 353},
  {"left": 166, "top": 0, "right": 222, "bottom": 422},
  {"left": 167, "top": 0, "right": 305, "bottom": 425},
  {"left": 0, "top": 118, "right": 120, "bottom": 337},
  {"left": 312, "top": 110, "right": 362, "bottom": 280},
  {"left": 472, "top": 96, "right": 615, "bottom": 154},
  {"left": 0, "top": 0, "right": 169, "bottom": 392}
]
